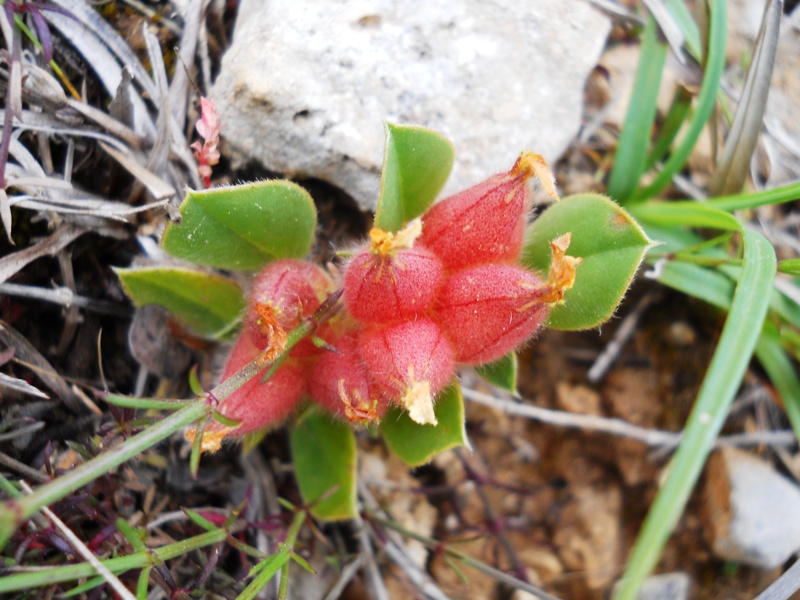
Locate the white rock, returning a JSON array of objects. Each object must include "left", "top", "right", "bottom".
[
  {"left": 637, "top": 573, "right": 691, "bottom": 600},
  {"left": 211, "top": 0, "right": 610, "bottom": 211},
  {"left": 704, "top": 446, "right": 800, "bottom": 569}
]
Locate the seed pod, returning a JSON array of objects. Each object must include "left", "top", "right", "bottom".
[
  {"left": 420, "top": 152, "right": 557, "bottom": 270},
  {"left": 208, "top": 333, "right": 306, "bottom": 441},
  {"left": 246, "top": 259, "right": 333, "bottom": 356},
  {"left": 308, "top": 332, "right": 386, "bottom": 424},
  {"left": 359, "top": 317, "right": 455, "bottom": 426},
  {"left": 344, "top": 243, "right": 443, "bottom": 325},
  {"left": 435, "top": 264, "right": 550, "bottom": 365}
]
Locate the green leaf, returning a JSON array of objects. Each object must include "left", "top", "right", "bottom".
[
  {"left": 522, "top": 194, "right": 652, "bottom": 330},
  {"left": 162, "top": 181, "right": 317, "bottom": 271},
  {"left": 115, "top": 266, "right": 244, "bottom": 339},
  {"left": 374, "top": 123, "right": 454, "bottom": 232},
  {"left": 616, "top": 229, "right": 776, "bottom": 600},
  {"left": 380, "top": 381, "right": 467, "bottom": 467},
  {"left": 475, "top": 353, "right": 518, "bottom": 393},
  {"left": 289, "top": 408, "right": 357, "bottom": 521}
]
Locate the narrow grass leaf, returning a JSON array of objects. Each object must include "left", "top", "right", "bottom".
[
  {"left": 708, "top": 180, "right": 800, "bottom": 211},
  {"left": 755, "top": 328, "right": 800, "bottom": 440},
  {"left": 374, "top": 123, "right": 454, "bottom": 232},
  {"left": 238, "top": 550, "right": 291, "bottom": 600},
  {"left": 779, "top": 259, "right": 800, "bottom": 275},
  {"left": 665, "top": 0, "right": 703, "bottom": 60},
  {"left": 607, "top": 15, "right": 668, "bottom": 203},
  {"left": 633, "top": 0, "right": 727, "bottom": 201},
  {"left": 381, "top": 381, "right": 467, "bottom": 467},
  {"left": 616, "top": 229, "right": 776, "bottom": 600},
  {"left": 136, "top": 565, "right": 151, "bottom": 599},
  {"left": 645, "top": 87, "right": 693, "bottom": 171},
  {"left": 184, "top": 508, "right": 219, "bottom": 532},
  {"left": 103, "top": 394, "right": 194, "bottom": 411},
  {"left": 162, "top": 181, "right": 318, "bottom": 271},
  {"left": 709, "top": 0, "right": 781, "bottom": 196}
]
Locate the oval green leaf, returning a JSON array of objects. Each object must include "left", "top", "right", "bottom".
[
  {"left": 522, "top": 194, "right": 652, "bottom": 330},
  {"left": 475, "top": 352, "right": 518, "bottom": 393},
  {"left": 115, "top": 266, "right": 244, "bottom": 339},
  {"left": 374, "top": 123, "right": 454, "bottom": 233},
  {"left": 162, "top": 181, "right": 317, "bottom": 271},
  {"left": 380, "top": 381, "right": 467, "bottom": 467},
  {"left": 289, "top": 407, "right": 357, "bottom": 521}
]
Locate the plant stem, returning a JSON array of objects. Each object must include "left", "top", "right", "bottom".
[
  {"left": 278, "top": 511, "right": 306, "bottom": 600},
  {"left": 0, "top": 399, "right": 210, "bottom": 549},
  {"left": 0, "top": 528, "right": 227, "bottom": 592}
]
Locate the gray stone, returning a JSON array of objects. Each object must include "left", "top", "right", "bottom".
[
  {"left": 637, "top": 573, "right": 691, "bottom": 600},
  {"left": 211, "top": 0, "right": 610, "bottom": 211},
  {"left": 703, "top": 446, "right": 800, "bottom": 569}
]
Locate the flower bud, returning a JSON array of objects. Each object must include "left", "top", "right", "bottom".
[
  {"left": 344, "top": 222, "right": 443, "bottom": 324},
  {"left": 359, "top": 317, "right": 455, "bottom": 426},
  {"left": 308, "top": 332, "right": 386, "bottom": 424},
  {"left": 435, "top": 234, "right": 580, "bottom": 365},
  {"left": 420, "top": 152, "right": 557, "bottom": 271},
  {"left": 196, "top": 334, "right": 306, "bottom": 450},
  {"left": 246, "top": 259, "right": 333, "bottom": 356},
  {"left": 435, "top": 264, "right": 549, "bottom": 365}
]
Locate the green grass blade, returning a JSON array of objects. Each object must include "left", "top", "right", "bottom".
[
  {"left": 0, "top": 529, "right": 226, "bottom": 592},
  {"left": 606, "top": 15, "right": 668, "bottom": 203},
  {"left": 666, "top": 0, "right": 703, "bottom": 60},
  {"left": 709, "top": 0, "right": 781, "bottom": 195},
  {"left": 633, "top": 0, "right": 727, "bottom": 201},
  {"left": 755, "top": 329, "right": 800, "bottom": 439},
  {"left": 644, "top": 87, "right": 693, "bottom": 172},
  {"left": 708, "top": 180, "right": 800, "bottom": 211},
  {"left": 615, "top": 229, "right": 776, "bottom": 599}
]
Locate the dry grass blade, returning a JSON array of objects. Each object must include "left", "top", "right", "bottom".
[
  {"left": 169, "top": 0, "right": 204, "bottom": 127},
  {"left": 462, "top": 387, "right": 797, "bottom": 449},
  {"left": 755, "top": 557, "right": 800, "bottom": 600},
  {"left": 709, "top": 0, "right": 782, "bottom": 195},
  {"left": 142, "top": 24, "right": 173, "bottom": 176},
  {"left": 49, "top": 0, "right": 158, "bottom": 100},
  {"left": 0, "top": 282, "right": 130, "bottom": 316},
  {"left": 43, "top": 5, "right": 156, "bottom": 139},
  {"left": 0, "top": 372, "right": 49, "bottom": 399},
  {"left": 99, "top": 142, "right": 176, "bottom": 200},
  {"left": 0, "top": 319, "right": 79, "bottom": 411},
  {"left": 0, "top": 222, "right": 85, "bottom": 283}
]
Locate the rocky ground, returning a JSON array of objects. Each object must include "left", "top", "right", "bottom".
[{"left": 1, "top": 1, "right": 799, "bottom": 598}]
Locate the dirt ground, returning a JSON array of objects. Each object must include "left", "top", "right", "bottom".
[{"left": 1, "top": 2, "right": 798, "bottom": 599}]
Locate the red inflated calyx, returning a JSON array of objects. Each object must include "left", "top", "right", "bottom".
[
  {"left": 344, "top": 220, "right": 443, "bottom": 324},
  {"left": 308, "top": 331, "right": 386, "bottom": 424},
  {"left": 192, "top": 333, "right": 306, "bottom": 451},
  {"left": 435, "top": 264, "right": 549, "bottom": 365},
  {"left": 246, "top": 259, "right": 333, "bottom": 356},
  {"left": 359, "top": 316, "right": 455, "bottom": 425},
  {"left": 435, "top": 233, "right": 580, "bottom": 365},
  {"left": 420, "top": 152, "right": 558, "bottom": 271}
]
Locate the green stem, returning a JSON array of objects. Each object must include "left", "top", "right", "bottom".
[
  {"left": 278, "top": 511, "right": 306, "bottom": 600},
  {"left": 0, "top": 400, "right": 210, "bottom": 549},
  {"left": 0, "top": 529, "right": 226, "bottom": 592},
  {"left": 0, "top": 291, "right": 342, "bottom": 551}
]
